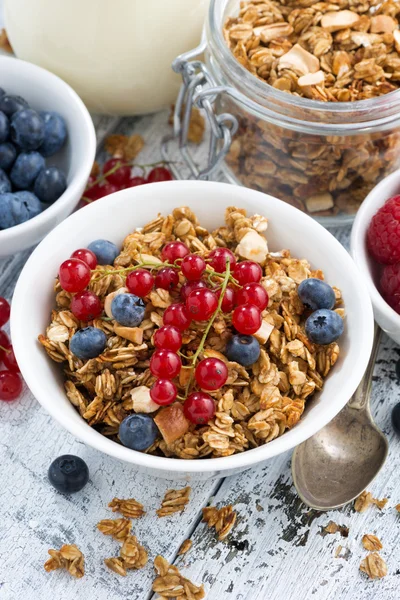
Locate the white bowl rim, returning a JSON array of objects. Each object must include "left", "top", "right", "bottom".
[
  {"left": 0, "top": 54, "right": 96, "bottom": 244},
  {"left": 12, "top": 180, "right": 374, "bottom": 473},
  {"left": 351, "top": 168, "right": 400, "bottom": 326}
]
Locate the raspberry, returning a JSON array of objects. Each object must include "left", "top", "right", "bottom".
[
  {"left": 367, "top": 195, "right": 400, "bottom": 264},
  {"left": 381, "top": 263, "right": 400, "bottom": 313}
]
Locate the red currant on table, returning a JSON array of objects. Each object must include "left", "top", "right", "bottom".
[
  {"left": 236, "top": 283, "right": 269, "bottom": 311},
  {"left": 0, "top": 370, "right": 22, "bottom": 401},
  {"left": 208, "top": 248, "right": 236, "bottom": 273},
  {"left": 147, "top": 166, "right": 173, "bottom": 183},
  {"left": 234, "top": 261, "right": 263, "bottom": 285},
  {"left": 232, "top": 304, "right": 262, "bottom": 335},
  {"left": 180, "top": 279, "right": 208, "bottom": 301},
  {"left": 150, "top": 349, "right": 181, "bottom": 379},
  {"left": 184, "top": 392, "right": 216, "bottom": 424},
  {"left": 155, "top": 267, "right": 179, "bottom": 291},
  {"left": 70, "top": 291, "right": 102, "bottom": 321},
  {"left": 186, "top": 288, "right": 218, "bottom": 321},
  {"left": 59, "top": 258, "right": 91, "bottom": 293},
  {"left": 150, "top": 378, "right": 177, "bottom": 406},
  {"left": 154, "top": 325, "right": 182, "bottom": 352},
  {"left": 163, "top": 303, "right": 192, "bottom": 331},
  {"left": 0, "top": 297, "right": 10, "bottom": 327},
  {"left": 181, "top": 254, "right": 206, "bottom": 280},
  {"left": 195, "top": 357, "right": 228, "bottom": 391},
  {"left": 103, "top": 158, "right": 131, "bottom": 187},
  {"left": 71, "top": 248, "right": 97, "bottom": 270},
  {"left": 126, "top": 176, "right": 146, "bottom": 187},
  {"left": 216, "top": 286, "right": 236, "bottom": 313},
  {"left": 2, "top": 345, "right": 20, "bottom": 372},
  {"left": 126, "top": 268, "right": 154, "bottom": 297},
  {"left": 0, "top": 330, "right": 10, "bottom": 361},
  {"left": 161, "top": 241, "right": 190, "bottom": 263}
]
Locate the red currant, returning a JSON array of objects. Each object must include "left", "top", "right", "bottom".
[
  {"left": 181, "top": 254, "right": 206, "bottom": 280},
  {"left": 186, "top": 288, "right": 218, "bottom": 321},
  {"left": 150, "top": 349, "right": 181, "bottom": 379},
  {"left": 0, "top": 330, "right": 10, "bottom": 361},
  {"left": 147, "top": 166, "right": 173, "bottom": 183},
  {"left": 232, "top": 304, "right": 262, "bottom": 335},
  {"left": 84, "top": 183, "right": 105, "bottom": 201},
  {"left": 59, "top": 259, "right": 91, "bottom": 293},
  {"left": 99, "top": 181, "right": 119, "bottom": 196},
  {"left": 208, "top": 248, "right": 236, "bottom": 273},
  {"left": 161, "top": 241, "right": 190, "bottom": 263},
  {"left": 3, "top": 345, "right": 19, "bottom": 372},
  {"left": 126, "top": 269, "right": 154, "bottom": 297},
  {"left": 234, "top": 261, "right": 262, "bottom": 285},
  {"left": 0, "top": 370, "right": 22, "bottom": 401},
  {"left": 163, "top": 303, "right": 192, "bottom": 331},
  {"left": 0, "top": 297, "right": 10, "bottom": 327},
  {"left": 236, "top": 283, "right": 269, "bottom": 311},
  {"left": 70, "top": 291, "right": 102, "bottom": 321},
  {"left": 103, "top": 158, "right": 131, "bottom": 187},
  {"left": 154, "top": 325, "right": 182, "bottom": 352},
  {"left": 150, "top": 378, "right": 177, "bottom": 406},
  {"left": 71, "top": 248, "right": 97, "bottom": 270},
  {"left": 126, "top": 176, "right": 146, "bottom": 187},
  {"left": 195, "top": 358, "right": 228, "bottom": 391},
  {"left": 184, "top": 392, "right": 215, "bottom": 424},
  {"left": 216, "top": 286, "right": 236, "bottom": 313},
  {"left": 155, "top": 267, "right": 179, "bottom": 290},
  {"left": 180, "top": 280, "right": 207, "bottom": 301}
]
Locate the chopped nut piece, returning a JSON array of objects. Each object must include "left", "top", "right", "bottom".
[
  {"left": 321, "top": 11, "right": 360, "bottom": 33},
  {"left": 157, "top": 486, "right": 191, "bottom": 517},
  {"left": 178, "top": 539, "right": 193, "bottom": 555},
  {"left": 360, "top": 552, "right": 388, "bottom": 579},
  {"left": 297, "top": 71, "right": 325, "bottom": 96},
  {"left": 362, "top": 534, "right": 383, "bottom": 551},
  {"left": 154, "top": 403, "right": 190, "bottom": 445},
  {"left": 44, "top": 544, "right": 85, "bottom": 579},
  {"left": 370, "top": 15, "right": 397, "bottom": 34},
  {"left": 278, "top": 44, "right": 320, "bottom": 76},
  {"left": 236, "top": 230, "right": 268, "bottom": 263},
  {"left": 108, "top": 497, "right": 145, "bottom": 519},
  {"left": 305, "top": 192, "right": 334, "bottom": 213},
  {"left": 202, "top": 504, "right": 237, "bottom": 541},
  {"left": 113, "top": 325, "right": 143, "bottom": 344},
  {"left": 253, "top": 320, "right": 274, "bottom": 344},
  {"left": 104, "top": 287, "right": 128, "bottom": 318},
  {"left": 152, "top": 555, "right": 205, "bottom": 599},
  {"left": 130, "top": 385, "right": 159, "bottom": 414},
  {"left": 97, "top": 518, "right": 132, "bottom": 541}
]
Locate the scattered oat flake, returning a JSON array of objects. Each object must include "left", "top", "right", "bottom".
[
  {"left": 334, "top": 545, "right": 342, "bottom": 558},
  {"left": 97, "top": 518, "right": 132, "bottom": 541},
  {"left": 360, "top": 552, "right": 388, "bottom": 579},
  {"left": 152, "top": 555, "right": 205, "bottom": 599},
  {"left": 104, "top": 133, "right": 144, "bottom": 161},
  {"left": 104, "top": 557, "right": 127, "bottom": 577},
  {"left": 0, "top": 29, "right": 12, "bottom": 53},
  {"left": 157, "top": 486, "right": 191, "bottom": 517},
  {"left": 178, "top": 539, "right": 193, "bottom": 556},
  {"left": 322, "top": 520, "right": 349, "bottom": 538},
  {"left": 108, "top": 497, "right": 145, "bottom": 519},
  {"left": 202, "top": 504, "right": 237, "bottom": 541},
  {"left": 362, "top": 534, "right": 383, "bottom": 551},
  {"left": 44, "top": 544, "right": 85, "bottom": 579}
]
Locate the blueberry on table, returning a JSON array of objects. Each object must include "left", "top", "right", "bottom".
[
  {"left": 69, "top": 326, "right": 107, "bottom": 360},
  {"left": 396, "top": 358, "right": 400, "bottom": 381},
  {"left": 0, "top": 191, "right": 41, "bottom": 229},
  {"left": 10, "top": 108, "right": 45, "bottom": 150},
  {"left": 111, "top": 293, "right": 145, "bottom": 327},
  {"left": 225, "top": 334, "right": 260, "bottom": 366},
  {"left": 298, "top": 278, "right": 336, "bottom": 311},
  {"left": 0, "top": 169, "right": 11, "bottom": 194},
  {"left": 119, "top": 414, "right": 159, "bottom": 451},
  {"left": 10, "top": 151, "right": 45, "bottom": 189},
  {"left": 0, "top": 94, "right": 29, "bottom": 117},
  {"left": 0, "top": 142, "right": 17, "bottom": 171},
  {"left": 305, "top": 308, "right": 344, "bottom": 345},
  {"left": 39, "top": 111, "right": 67, "bottom": 157},
  {"left": 34, "top": 166, "right": 67, "bottom": 204},
  {"left": 0, "top": 111, "right": 9, "bottom": 144},
  {"left": 392, "top": 402, "right": 400, "bottom": 435},
  {"left": 48, "top": 454, "right": 89, "bottom": 493},
  {"left": 87, "top": 239, "right": 119, "bottom": 265}
]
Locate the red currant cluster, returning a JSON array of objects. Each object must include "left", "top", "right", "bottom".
[
  {"left": 84, "top": 159, "right": 173, "bottom": 203},
  {"left": 59, "top": 248, "right": 103, "bottom": 321},
  {"left": 0, "top": 297, "right": 22, "bottom": 402}
]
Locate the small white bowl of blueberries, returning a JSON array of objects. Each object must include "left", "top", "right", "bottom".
[{"left": 0, "top": 55, "right": 96, "bottom": 258}]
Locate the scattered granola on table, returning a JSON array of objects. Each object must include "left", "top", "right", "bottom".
[
  {"left": 322, "top": 520, "right": 349, "bottom": 538},
  {"left": 178, "top": 539, "right": 193, "bottom": 556},
  {"left": 157, "top": 486, "right": 191, "bottom": 517},
  {"left": 152, "top": 554, "right": 206, "bottom": 599},
  {"left": 39, "top": 206, "right": 344, "bottom": 459},
  {"left": 44, "top": 544, "right": 85, "bottom": 579},
  {"left": 360, "top": 552, "right": 388, "bottom": 579},
  {"left": 97, "top": 517, "right": 132, "bottom": 541},
  {"left": 108, "top": 497, "right": 146, "bottom": 519},
  {"left": 362, "top": 534, "right": 383, "bottom": 551},
  {"left": 202, "top": 504, "right": 237, "bottom": 541},
  {"left": 354, "top": 491, "right": 388, "bottom": 512},
  {"left": 104, "top": 534, "right": 148, "bottom": 577}
]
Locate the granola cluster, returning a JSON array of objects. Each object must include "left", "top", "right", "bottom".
[
  {"left": 222, "top": 0, "right": 400, "bottom": 218},
  {"left": 39, "top": 206, "right": 342, "bottom": 459}
]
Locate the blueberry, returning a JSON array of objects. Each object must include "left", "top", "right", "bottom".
[
  {"left": 392, "top": 402, "right": 400, "bottom": 435},
  {"left": 305, "top": 309, "right": 344, "bottom": 345},
  {"left": 0, "top": 142, "right": 17, "bottom": 171},
  {"left": 48, "top": 454, "right": 89, "bottom": 494},
  {"left": 298, "top": 278, "right": 336, "bottom": 311},
  {"left": 0, "top": 111, "right": 9, "bottom": 143},
  {"left": 0, "top": 94, "right": 29, "bottom": 117},
  {"left": 70, "top": 326, "right": 107, "bottom": 360},
  {"left": 0, "top": 88, "right": 4, "bottom": 98},
  {"left": 396, "top": 358, "right": 400, "bottom": 381},
  {"left": 34, "top": 166, "right": 67, "bottom": 204},
  {"left": 119, "top": 414, "right": 159, "bottom": 451},
  {"left": 10, "top": 151, "right": 45, "bottom": 189},
  {"left": 225, "top": 334, "right": 260, "bottom": 366},
  {"left": 39, "top": 111, "right": 67, "bottom": 157},
  {"left": 0, "top": 169, "right": 11, "bottom": 194},
  {"left": 87, "top": 239, "right": 119, "bottom": 265},
  {"left": 10, "top": 108, "right": 45, "bottom": 150},
  {"left": 0, "top": 191, "right": 41, "bottom": 229},
  {"left": 111, "top": 293, "right": 145, "bottom": 327}
]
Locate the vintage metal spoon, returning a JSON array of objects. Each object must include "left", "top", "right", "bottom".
[{"left": 291, "top": 325, "right": 388, "bottom": 511}]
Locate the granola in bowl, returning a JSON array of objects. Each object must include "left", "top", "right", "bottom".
[{"left": 39, "top": 205, "right": 344, "bottom": 459}]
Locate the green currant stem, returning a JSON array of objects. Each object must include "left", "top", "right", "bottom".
[{"left": 0, "top": 344, "right": 10, "bottom": 353}]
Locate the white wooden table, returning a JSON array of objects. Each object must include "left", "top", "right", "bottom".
[{"left": 2, "top": 13, "right": 400, "bottom": 600}]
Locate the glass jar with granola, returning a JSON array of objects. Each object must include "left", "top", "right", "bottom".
[{"left": 171, "top": 0, "right": 400, "bottom": 225}]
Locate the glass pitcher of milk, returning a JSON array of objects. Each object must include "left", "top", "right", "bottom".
[{"left": 4, "top": 0, "right": 209, "bottom": 115}]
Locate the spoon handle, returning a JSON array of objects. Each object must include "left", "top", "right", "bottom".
[{"left": 347, "top": 324, "right": 381, "bottom": 411}]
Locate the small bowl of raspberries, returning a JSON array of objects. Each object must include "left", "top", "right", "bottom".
[{"left": 352, "top": 170, "right": 400, "bottom": 345}]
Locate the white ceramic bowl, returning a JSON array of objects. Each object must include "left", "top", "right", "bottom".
[
  {"left": 12, "top": 180, "right": 374, "bottom": 480},
  {"left": 351, "top": 169, "right": 400, "bottom": 345},
  {"left": 0, "top": 55, "right": 96, "bottom": 257}
]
